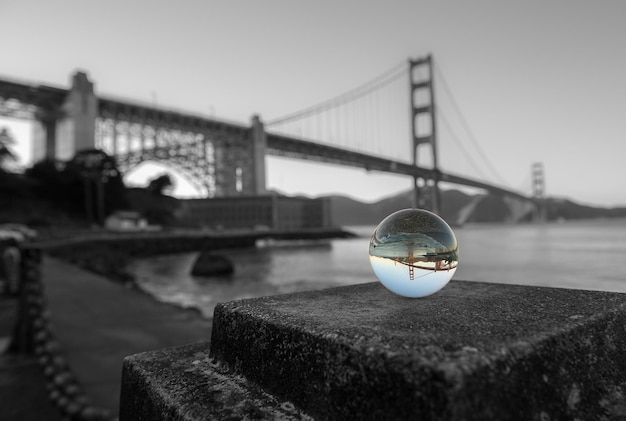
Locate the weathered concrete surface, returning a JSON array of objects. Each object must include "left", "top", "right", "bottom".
[
  {"left": 209, "top": 281, "right": 626, "bottom": 420},
  {"left": 120, "top": 343, "right": 312, "bottom": 421}
]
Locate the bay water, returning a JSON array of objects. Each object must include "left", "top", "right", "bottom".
[{"left": 127, "top": 218, "right": 626, "bottom": 318}]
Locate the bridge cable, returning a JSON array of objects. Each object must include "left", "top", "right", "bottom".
[
  {"left": 266, "top": 60, "right": 408, "bottom": 126},
  {"left": 433, "top": 62, "right": 510, "bottom": 187},
  {"left": 438, "top": 110, "right": 490, "bottom": 181}
]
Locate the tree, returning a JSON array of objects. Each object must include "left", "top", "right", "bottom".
[
  {"left": 26, "top": 159, "right": 85, "bottom": 216},
  {"left": 67, "top": 149, "right": 128, "bottom": 224},
  {"left": 0, "top": 127, "right": 17, "bottom": 171},
  {"left": 147, "top": 173, "right": 174, "bottom": 195}
]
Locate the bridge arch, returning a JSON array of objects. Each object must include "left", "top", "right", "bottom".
[
  {"left": 114, "top": 141, "right": 216, "bottom": 198},
  {"left": 94, "top": 110, "right": 266, "bottom": 198},
  {"left": 122, "top": 159, "right": 208, "bottom": 198}
]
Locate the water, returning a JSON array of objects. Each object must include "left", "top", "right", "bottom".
[{"left": 127, "top": 218, "right": 626, "bottom": 318}]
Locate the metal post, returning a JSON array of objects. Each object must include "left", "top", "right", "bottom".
[{"left": 8, "top": 246, "right": 41, "bottom": 354}]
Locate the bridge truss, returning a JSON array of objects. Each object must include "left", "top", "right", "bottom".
[{"left": 96, "top": 98, "right": 256, "bottom": 197}]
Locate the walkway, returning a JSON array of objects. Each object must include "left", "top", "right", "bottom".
[
  {"left": 1, "top": 297, "right": 63, "bottom": 420},
  {"left": 3, "top": 256, "right": 213, "bottom": 417}
]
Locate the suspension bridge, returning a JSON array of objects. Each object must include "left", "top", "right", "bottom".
[{"left": 0, "top": 55, "right": 543, "bottom": 222}]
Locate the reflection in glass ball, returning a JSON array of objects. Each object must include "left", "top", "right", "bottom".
[{"left": 369, "top": 208, "right": 459, "bottom": 298}]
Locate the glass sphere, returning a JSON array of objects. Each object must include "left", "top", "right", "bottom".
[{"left": 369, "top": 208, "right": 459, "bottom": 298}]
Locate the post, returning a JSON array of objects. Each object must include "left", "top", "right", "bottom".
[
  {"left": 7, "top": 246, "right": 40, "bottom": 354},
  {"left": 31, "top": 110, "right": 58, "bottom": 162}
]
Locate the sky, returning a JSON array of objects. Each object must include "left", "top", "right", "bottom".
[{"left": 1, "top": 0, "right": 625, "bottom": 207}]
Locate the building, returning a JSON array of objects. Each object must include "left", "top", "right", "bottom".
[{"left": 177, "top": 194, "right": 332, "bottom": 231}]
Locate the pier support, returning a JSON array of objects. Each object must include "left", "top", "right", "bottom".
[{"left": 120, "top": 281, "right": 626, "bottom": 420}]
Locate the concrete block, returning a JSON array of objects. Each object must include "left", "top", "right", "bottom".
[
  {"left": 210, "top": 281, "right": 626, "bottom": 420},
  {"left": 121, "top": 281, "right": 626, "bottom": 420},
  {"left": 120, "top": 343, "right": 312, "bottom": 420}
]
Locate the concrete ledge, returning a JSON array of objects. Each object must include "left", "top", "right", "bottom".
[
  {"left": 121, "top": 281, "right": 626, "bottom": 420},
  {"left": 120, "top": 343, "right": 312, "bottom": 421}
]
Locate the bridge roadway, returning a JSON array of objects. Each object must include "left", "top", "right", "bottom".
[
  {"left": 266, "top": 132, "right": 530, "bottom": 201},
  {"left": 1, "top": 76, "right": 529, "bottom": 202}
]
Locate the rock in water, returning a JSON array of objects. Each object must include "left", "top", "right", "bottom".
[{"left": 191, "top": 252, "right": 234, "bottom": 277}]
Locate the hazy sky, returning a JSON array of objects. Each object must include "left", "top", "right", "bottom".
[{"left": 1, "top": 0, "right": 625, "bottom": 206}]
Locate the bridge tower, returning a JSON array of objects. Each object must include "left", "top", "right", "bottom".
[
  {"left": 55, "top": 71, "right": 98, "bottom": 160},
  {"left": 409, "top": 55, "right": 440, "bottom": 213},
  {"left": 532, "top": 162, "right": 547, "bottom": 222},
  {"left": 28, "top": 71, "right": 98, "bottom": 163},
  {"left": 250, "top": 115, "right": 267, "bottom": 195}
]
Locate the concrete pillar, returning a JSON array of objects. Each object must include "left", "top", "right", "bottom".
[
  {"left": 31, "top": 112, "right": 57, "bottom": 162},
  {"left": 56, "top": 71, "right": 98, "bottom": 160},
  {"left": 250, "top": 115, "right": 267, "bottom": 195}
]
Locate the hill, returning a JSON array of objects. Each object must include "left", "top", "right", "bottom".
[
  {"left": 326, "top": 189, "right": 476, "bottom": 226},
  {"left": 325, "top": 189, "right": 626, "bottom": 226}
]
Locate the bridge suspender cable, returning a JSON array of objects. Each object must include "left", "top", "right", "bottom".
[
  {"left": 266, "top": 60, "right": 408, "bottom": 127},
  {"left": 432, "top": 62, "right": 510, "bottom": 188},
  {"left": 438, "top": 111, "right": 491, "bottom": 181}
]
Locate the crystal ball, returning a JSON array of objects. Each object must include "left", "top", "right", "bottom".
[{"left": 369, "top": 208, "right": 459, "bottom": 298}]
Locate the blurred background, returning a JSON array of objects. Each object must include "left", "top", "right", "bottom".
[{"left": 2, "top": 1, "right": 626, "bottom": 418}]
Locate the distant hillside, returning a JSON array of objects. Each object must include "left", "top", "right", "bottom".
[
  {"left": 325, "top": 189, "right": 626, "bottom": 226},
  {"left": 4, "top": 167, "right": 625, "bottom": 230},
  {"left": 326, "top": 189, "right": 475, "bottom": 226},
  {"left": 544, "top": 198, "right": 626, "bottom": 220}
]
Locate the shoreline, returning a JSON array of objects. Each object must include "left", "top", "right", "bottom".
[
  {"left": 48, "top": 248, "right": 211, "bottom": 318},
  {"left": 42, "top": 228, "right": 358, "bottom": 318}
]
